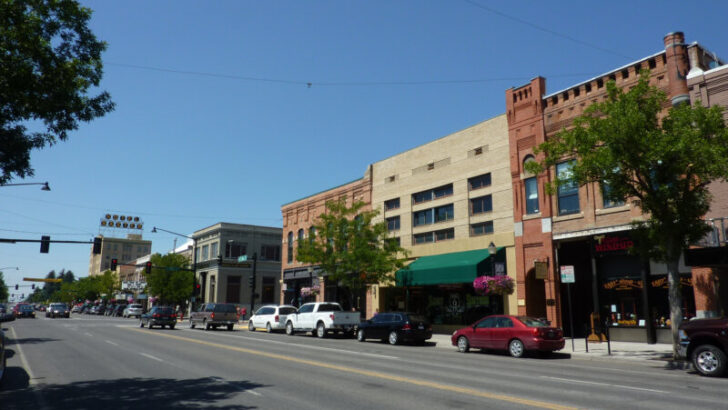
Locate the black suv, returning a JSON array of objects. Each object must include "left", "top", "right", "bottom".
[
  {"left": 356, "top": 312, "right": 432, "bottom": 345},
  {"left": 679, "top": 317, "right": 728, "bottom": 377}
]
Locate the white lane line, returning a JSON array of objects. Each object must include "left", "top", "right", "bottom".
[
  {"left": 10, "top": 327, "right": 50, "bottom": 410},
  {"left": 84, "top": 332, "right": 93, "bottom": 337},
  {"left": 105, "top": 340, "right": 119, "bottom": 347},
  {"left": 184, "top": 330, "right": 400, "bottom": 360},
  {"left": 541, "top": 376, "right": 668, "bottom": 394},
  {"left": 139, "top": 352, "right": 164, "bottom": 362}
]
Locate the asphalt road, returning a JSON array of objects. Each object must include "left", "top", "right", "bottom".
[{"left": 0, "top": 315, "right": 726, "bottom": 410}]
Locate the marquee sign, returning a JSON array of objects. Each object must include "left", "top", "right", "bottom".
[
  {"left": 594, "top": 235, "right": 634, "bottom": 253},
  {"left": 100, "top": 214, "right": 144, "bottom": 230}
]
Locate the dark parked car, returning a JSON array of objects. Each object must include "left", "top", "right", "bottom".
[
  {"left": 140, "top": 306, "right": 177, "bottom": 329},
  {"left": 452, "top": 315, "right": 564, "bottom": 357},
  {"left": 13, "top": 304, "right": 35, "bottom": 318},
  {"left": 46, "top": 303, "right": 70, "bottom": 318},
  {"left": 679, "top": 317, "right": 728, "bottom": 377},
  {"left": 357, "top": 312, "right": 432, "bottom": 345}
]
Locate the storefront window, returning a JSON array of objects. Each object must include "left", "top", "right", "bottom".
[{"left": 386, "top": 285, "right": 504, "bottom": 326}]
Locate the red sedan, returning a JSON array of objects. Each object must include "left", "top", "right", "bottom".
[{"left": 451, "top": 315, "right": 564, "bottom": 357}]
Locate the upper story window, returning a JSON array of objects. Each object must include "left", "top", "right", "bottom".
[
  {"left": 386, "top": 216, "right": 400, "bottom": 231},
  {"left": 557, "top": 160, "right": 580, "bottom": 215},
  {"left": 413, "top": 228, "right": 454, "bottom": 245},
  {"left": 384, "top": 198, "right": 400, "bottom": 211},
  {"left": 413, "top": 204, "right": 454, "bottom": 227},
  {"left": 287, "top": 232, "right": 293, "bottom": 263},
  {"left": 260, "top": 245, "right": 281, "bottom": 261},
  {"left": 226, "top": 241, "right": 246, "bottom": 259},
  {"left": 412, "top": 184, "right": 453, "bottom": 205},
  {"left": 211, "top": 242, "right": 218, "bottom": 259},
  {"left": 298, "top": 229, "right": 305, "bottom": 243},
  {"left": 201, "top": 244, "right": 209, "bottom": 261},
  {"left": 470, "top": 195, "right": 492, "bottom": 215},
  {"left": 468, "top": 173, "right": 492, "bottom": 191},
  {"left": 470, "top": 221, "right": 494, "bottom": 236},
  {"left": 601, "top": 181, "right": 625, "bottom": 208},
  {"left": 525, "top": 177, "right": 539, "bottom": 214}
]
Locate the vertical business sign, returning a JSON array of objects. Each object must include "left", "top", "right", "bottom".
[
  {"left": 560, "top": 265, "right": 576, "bottom": 352},
  {"left": 560, "top": 265, "right": 575, "bottom": 283}
]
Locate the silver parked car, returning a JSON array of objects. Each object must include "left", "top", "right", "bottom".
[{"left": 123, "top": 303, "right": 144, "bottom": 318}]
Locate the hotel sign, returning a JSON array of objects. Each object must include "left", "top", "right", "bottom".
[{"left": 594, "top": 235, "right": 634, "bottom": 253}]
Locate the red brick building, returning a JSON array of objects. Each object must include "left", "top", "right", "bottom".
[
  {"left": 280, "top": 167, "right": 373, "bottom": 313},
  {"left": 506, "top": 32, "right": 725, "bottom": 342}
]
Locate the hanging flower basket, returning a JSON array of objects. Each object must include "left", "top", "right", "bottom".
[
  {"left": 300, "top": 285, "right": 320, "bottom": 298},
  {"left": 473, "top": 275, "right": 514, "bottom": 296}
]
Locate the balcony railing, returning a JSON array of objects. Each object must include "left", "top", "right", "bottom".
[{"left": 697, "top": 217, "right": 728, "bottom": 247}]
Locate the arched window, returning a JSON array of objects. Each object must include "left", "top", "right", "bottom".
[
  {"left": 287, "top": 231, "right": 293, "bottom": 263},
  {"left": 523, "top": 155, "right": 539, "bottom": 214}
]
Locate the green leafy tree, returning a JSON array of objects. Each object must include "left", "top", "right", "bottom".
[
  {"left": 0, "top": 271, "right": 9, "bottom": 302},
  {"left": 97, "top": 270, "right": 119, "bottom": 299},
  {"left": 526, "top": 73, "right": 728, "bottom": 357},
  {"left": 0, "top": 0, "right": 114, "bottom": 183},
  {"left": 73, "top": 275, "right": 102, "bottom": 301},
  {"left": 296, "top": 199, "right": 409, "bottom": 309},
  {"left": 146, "top": 253, "right": 194, "bottom": 306}
]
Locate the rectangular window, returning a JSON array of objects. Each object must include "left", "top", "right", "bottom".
[
  {"left": 525, "top": 177, "right": 539, "bottom": 214},
  {"left": 386, "top": 216, "right": 400, "bottom": 231},
  {"left": 470, "top": 195, "right": 492, "bottom": 215},
  {"left": 211, "top": 243, "right": 219, "bottom": 259},
  {"left": 470, "top": 221, "right": 494, "bottom": 236},
  {"left": 434, "top": 204, "right": 454, "bottom": 222},
  {"left": 413, "top": 228, "right": 454, "bottom": 245},
  {"left": 468, "top": 173, "right": 492, "bottom": 191},
  {"left": 384, "top": 198, "right": 400, "bottom": 211},
  {"left": 226, "top": 276, "right": 241, "bottom": 304},
  {"left": 557, "top": 161, "right": 580, "bottom": 215},
  {"left": 226, "top": 242, "right": 247, "bottom": 259},
  {"left": 201, "top": 244, "right": 209, "bottom": 261},
  {"left": 386, "top": 237, "right": 400, "bottom": 247},
  {"left": 413, "top": 209, "right": 433, "bottom": 227},
  {"left": 412, "top": 184, "right": 453, "bottom": 204},
  {"left": 195, "top": 247, "right": 200, "bottom": 262},
  {"left": 260, "top": 245, "right": 281, "bottom": 261},
  {"left": 435, "top": 228, "right": 454, "bottom": 241},
  {"left": 601, "top": 182, "right": 625, "bottom": 208},
  {"left": 413, "top": 232, "right": 434, "bottom": 244}
]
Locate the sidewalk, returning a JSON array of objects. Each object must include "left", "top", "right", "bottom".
[{"left": 429, "top": 333, "right": 679, "bottom": 363}]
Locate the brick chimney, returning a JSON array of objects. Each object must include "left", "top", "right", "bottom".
[{"left": 663, "top": 31, "right": 690, "bottom": 106}]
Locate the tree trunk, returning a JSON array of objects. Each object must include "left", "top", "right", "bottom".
[{"left": 666, "top": 255, "right": 683, "bottom": 359}]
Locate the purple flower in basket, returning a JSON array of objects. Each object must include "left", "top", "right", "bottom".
[
  {"left": 300, "top": 285, "right": 320, "bottom": 297},
  {"left": 473, "top": 275, "right": 514, "bottom": 296}
]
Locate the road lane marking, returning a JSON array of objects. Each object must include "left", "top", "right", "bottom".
[
  {"left": 105, "top": 340, "right": 119, "bottom": 347},
  {"left": 125, "top": 327, "right": 574, "bottom": 410},
  {"left": 84, "top": 332, "right": 93, "bottom": 337},
  {"left": 139, "top": 352, "right": 164, "bottom": 362},
  {"left": 181, "top": 329, "right": 400, "bottom": 360},
  {"left": 10, "top": 326, "right": 50, "bottom": 410},
  {"left": 540, "top": 376, "right": 668, "bottom": 394}
]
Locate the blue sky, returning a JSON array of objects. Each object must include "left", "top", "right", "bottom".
[{"left": 3, "top": 0, "right": 728, "bottom": 296}]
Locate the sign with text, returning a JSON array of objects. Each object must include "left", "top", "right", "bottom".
[{"left": 560, "top": 265, "right": 575, "bottom": 283}]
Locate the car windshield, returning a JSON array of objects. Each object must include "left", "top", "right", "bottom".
[
  {"left": 128, "top": 304, "right": 142, "bottom": 309},
  {"left": 518, "top": 316, "right": 549, "bottom": 327},
  {"left": 155, "top": 308, "right": 174, "bottom": 314},
  {"left": 318, "top": 304, "right": 342, "bottom": 312},
  {"left": 51, "top": 304, "right": 67, "bottom": 309}
]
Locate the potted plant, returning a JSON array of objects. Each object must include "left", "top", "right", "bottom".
[{"left": 473, "top": 275, "right": 514, "bottom": 296}]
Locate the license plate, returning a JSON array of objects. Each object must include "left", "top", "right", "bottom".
[
  {"left": 548, "top": 331, "right": 554, "bottom": 338},
  {"left": 418, "top": 324, "right": 424, "bottom": 330}
]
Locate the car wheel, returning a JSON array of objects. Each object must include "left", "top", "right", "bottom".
[
  {"left": 692, "top": 344, "right": 727, "bottom": 377},
  {"left": 457, "top": 336, "right": 470, "bottom": 353},
  {"left": 227, "top": 324, "right": 234, "bottom": 331},
  {"left": 357, "top": 329, "right": 366, "bottom": 342},
  {"left": 388, "top": 331, "right": 399, "bottom": 345},
  {"left": 509, "top": 339, "right": 525, "bottom": 358},
  {"left": 248, "top": 321, "right": 255, "bottom": 331},
  {"left": 316, "top": 322, "right": 327, "bottom": 338},
  {"left": 169, "top": 324, "right": 175, "bottom": 330},
  {"left": 266, "top": 323, "right": 272, "bottom": 333},
  {"left": 285, "top": 321, "right": 294, "bottom": 336},
  {"left": 148, "top": 323, "right": 154, "bottom": 330},
  {"left": 189, "top": 319, "right": 195, "bottom": 329},
  {"left": 139, "top": 320, "right": 144, "bottom": 328}
]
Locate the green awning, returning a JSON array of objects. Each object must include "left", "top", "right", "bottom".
[{"left": 395, "top": 248, "right": 501, "bottom": 286}]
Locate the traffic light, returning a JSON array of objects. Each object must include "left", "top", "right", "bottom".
[
  {"left": 145, "top": 261, "right": 152, "bottom": 274},
  {"left": 15, "top": 284, "right": 18, "bottom": 290},
  {"left": 195, "top": 283, "right": 201, "bottom": 296},
  {"left": 217, "top": 254, "right": 223, "bottom": 265},
  {"left": 110, "top": 258, "right": 118, "bottom": 270},
  {"left": 93, "top": 237, "right": 102, "bottom": 254},
  {"left": 40, "top": 235, "right": 50, "bottom": 253},
  {"left": 248, "top": 276, "right": 255, "bottom": 288},
  {"left": 31, "top": 284, "right": 35, "bottom": 290}
]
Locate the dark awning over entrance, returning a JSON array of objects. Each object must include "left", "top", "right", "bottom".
[{"left": 395, "top": 248, "right": 499, "bottom": 286}]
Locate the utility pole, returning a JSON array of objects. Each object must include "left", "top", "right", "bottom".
[{"left": 249, "top": 252, "right": 257, "bottom": 316}]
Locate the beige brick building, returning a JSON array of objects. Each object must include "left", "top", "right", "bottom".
[
  {"left": 371, "top": 114, "right": 516, "bottom": 331},
  {"left": 88, "top": 234, "right": 151, "bottom": 276}
]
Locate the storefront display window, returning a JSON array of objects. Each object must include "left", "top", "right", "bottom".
[{"left": 387, "top": 285, "right": 504, "bottom": 326}]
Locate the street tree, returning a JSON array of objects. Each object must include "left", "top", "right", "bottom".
[
  {"left": 97, "top": 270, "right": 119, "bottom": 299},
  {"left": 0, "top": 0, "right": 114, "bottom": 183},
  {"left": 526, "top": 73, "right": 728, "bottom": 357},
  {"left": 296, "top": 199, "right": 409, "bottom": 310},
  {"left": 0, "top": 271, "right": 9, "bottom": 302},
  {"left": 146, "top": 253, "right": 193, "bottom": 306}
]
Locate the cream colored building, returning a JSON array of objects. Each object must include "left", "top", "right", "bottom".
[
  {"left": 88, "top": 234, "right": 152, "bottom": 276},
  {"left": 370, "top": 114, "right": 516, "bottom": 330}
]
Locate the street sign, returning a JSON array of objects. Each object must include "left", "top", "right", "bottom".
[
  {"left": 238, "top": 255, "right": 248, "bottom": 262},
  {"left": 560, "top": 265, "right": 575, "bottom": 283}
]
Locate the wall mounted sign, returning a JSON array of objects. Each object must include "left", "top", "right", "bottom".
[
  {"left": 594, "top": 235, "right": 634, "bottom": 253},
  {"left": 650, "top": 277, "right": 693, "bottom": 289},
  {"left": 534, "top": 261, "right": 548, "bottom": 279},
  {"left": 602, "top": 278, "right": 643, "bottom": 291}
]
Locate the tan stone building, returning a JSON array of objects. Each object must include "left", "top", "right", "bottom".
[
  {"left": 370, "top": 114, "right": 516, "bottom": 331},
  {"left": 88, "top": 234, "right": 151, "bottom": 276}
]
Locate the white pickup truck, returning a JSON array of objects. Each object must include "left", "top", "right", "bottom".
[{"left": 284, "top": 302, "right": 360, "bottom": 338}]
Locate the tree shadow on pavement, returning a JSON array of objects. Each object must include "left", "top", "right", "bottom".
[
  {"left": 10, "top": 337, "right": 61, "bottom": 345},
  {"left": 0, "top": 376, "right": 265, "bottom": 410}
]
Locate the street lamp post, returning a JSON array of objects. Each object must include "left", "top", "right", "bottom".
[
  {"left": 1, "top": 181, "right": 50, "bottom": 191},
  {"left": 488, "top": 241, "right": 497, "bottom": 275},
  {"left": 151, "top": 226, "right": 198, "bottom": 312}
]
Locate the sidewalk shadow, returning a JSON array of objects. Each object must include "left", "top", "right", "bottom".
[
  {"left": 11, "top": 337, "right": 61, "bottom": 345},
  {"left": 1, "top": 376, "right": 265, "bottom": 410}
]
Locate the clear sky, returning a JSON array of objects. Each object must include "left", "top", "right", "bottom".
[{"left": 2, "top": 0, "right": 728, "bottom": 298}]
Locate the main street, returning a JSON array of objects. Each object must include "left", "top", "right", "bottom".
[{"left": 1, "top": 316, "right": 725, "bottom": 410}]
